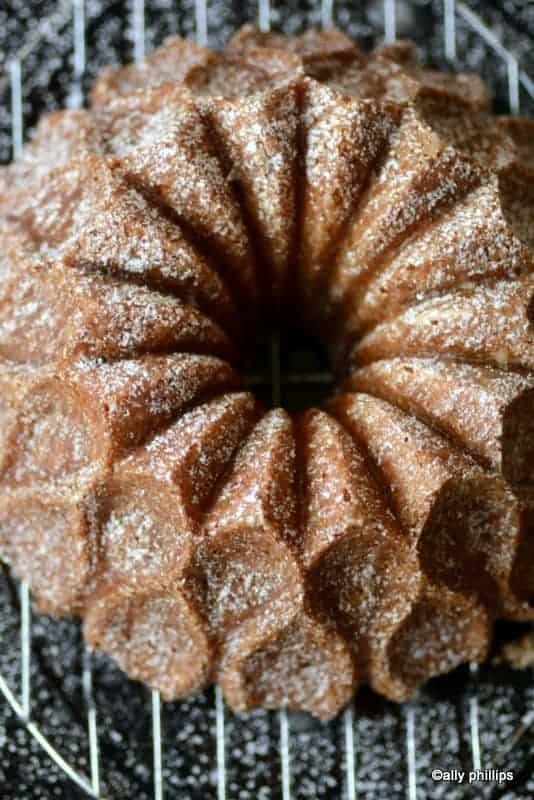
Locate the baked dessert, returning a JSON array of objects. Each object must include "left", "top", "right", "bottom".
[{"left": 0, "top": 26, "right": 533, "bottom": 719}]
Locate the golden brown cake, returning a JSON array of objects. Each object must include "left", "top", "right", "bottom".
[{"left": 0, "top": 26, "right": 533, "bottom": 719}]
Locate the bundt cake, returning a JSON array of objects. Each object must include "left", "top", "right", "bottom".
[{"left": 0, "top": 25, "right": 533, "bottom": 719}]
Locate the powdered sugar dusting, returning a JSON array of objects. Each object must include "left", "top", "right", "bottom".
[
  {"left": 0, "top": 24, "right": 533, "bottom": 719},
  {"left": 349, "top": 357, "right": 534, "bottom": 474}
]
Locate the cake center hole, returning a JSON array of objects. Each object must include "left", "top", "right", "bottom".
[{"left": 244, "top": 330, "right": 334, "bottom": 413}]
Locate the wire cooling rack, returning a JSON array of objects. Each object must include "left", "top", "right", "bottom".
[{"left": 0, "top": 2, "right": 533, "bottom": 798}]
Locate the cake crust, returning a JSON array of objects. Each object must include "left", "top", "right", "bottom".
[{"left": 0, "top": 26, "right": 533, "bottom": 719}]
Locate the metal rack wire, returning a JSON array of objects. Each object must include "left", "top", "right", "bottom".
[{"left": 0, "top": 2, "right": 533, "bottom": 798}]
